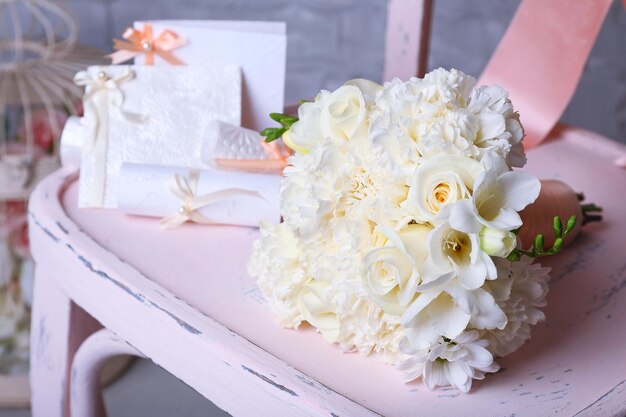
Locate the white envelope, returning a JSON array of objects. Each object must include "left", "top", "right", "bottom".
[
  {"left": 78, "top": 64, "right": 241, "bottom": 208},
  {"left": 134, "top": 20, "right": 286, "bottom": 132}
]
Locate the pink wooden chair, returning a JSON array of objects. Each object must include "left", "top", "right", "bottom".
[{"left": 28, "top": 1, "right": 626, "bottom": 416}]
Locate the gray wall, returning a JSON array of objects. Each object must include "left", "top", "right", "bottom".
[{"left": 65, "top": 0, "right": 626, "bottom": 144}]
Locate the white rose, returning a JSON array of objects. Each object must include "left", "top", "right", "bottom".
[
  {"left": 320, "top": 85, "right": 367, "bottom": 143},
  {"left": 479, "top": 227, "right": 517, "bottom": 258},
  {"left": 344, "top": 78, "right": 382, "bottom": 105},
  {"left": 363, "top": 224, "right": 431, "bottom": 315},
  {"left": 406, "top": 154, "right": 483, "bottom": 223},
  {"left": 283, "top": 91, "right": 330, "bottom": 154},
  {"left": 296, "top": 280, "right": 341, "bottom": 343}
]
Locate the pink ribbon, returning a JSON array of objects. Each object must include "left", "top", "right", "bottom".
[
  {"left": 478, "top": 0, "right": 611, "bottom": 149},
  {"left": 107, "top": 24, "right": 186, "bottom": 66}
]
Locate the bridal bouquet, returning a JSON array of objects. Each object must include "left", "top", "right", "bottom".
[{"left": 249, "top": 69, "right": 581, "bottom": 392}]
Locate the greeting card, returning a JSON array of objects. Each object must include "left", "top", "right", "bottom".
[
  {"left": 132, "top": 20, "right": 286, "bottom": 132},
  {"left": 76, "top": 64, "right": 241, "bottom": 208}
]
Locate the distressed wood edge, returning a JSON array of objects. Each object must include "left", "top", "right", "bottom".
[
  {"left": 573, "top": 379, "right": 626, "bottom": 417},
  {"left": 28, "top": 168, "right": 382, "bottom": 417}
]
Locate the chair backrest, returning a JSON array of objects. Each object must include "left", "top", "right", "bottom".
[{"left": 383, "top": 0, "right": 433, "bottom": 82}]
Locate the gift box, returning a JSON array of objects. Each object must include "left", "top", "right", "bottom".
[
  {"left": 76, "top": 64, "right": 241, "bottom": 208},
  {"left": 117, "top": 163, "right": 281, "bottom": 228},
  {"left": 132, "top": 20, "right": 286, "bottom": 132}
]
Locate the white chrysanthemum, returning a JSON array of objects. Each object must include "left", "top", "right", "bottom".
[
  {"left": 398, "top": 330, "right": 499, "bottom": 393},
  {"left": 248, "top": 222, "right": 306, "bottom": 327},
  {"left": 467, "top": 84, "right": 526, "bottom": 167},
  {"left": 482, "top": 257, "right": 550, "bottom": 357},
  {"left": 280, "top": 141, "right": 349, "bottom": 235}
]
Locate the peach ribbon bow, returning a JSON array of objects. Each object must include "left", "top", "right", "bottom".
[{"left": 108, "top": 24, "right": 186, "bottom": 65}]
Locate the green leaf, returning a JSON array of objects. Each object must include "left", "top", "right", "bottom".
[
  {"left": 552, "top": 237, "right": 564, "bottom": 253},
  {"left": 269, "top": 112, "right": 284, "bottom": 123},
  {"left": 553, "top": 217, "right": 563, "bottom": 238},
  {"left": 261, "top": 111, "right": 300, "bottom": 143},
  {"left": 507, "top": 250, "right": 522, "bottom": 262},
  {"left": 564, "top": 219, "right": 575, "bottom": 233},
  {"left": 269, "top": 112, "right": 298, "bottom": 128},
  {"left": 532, "top": 234, "right": 545, "bottom": 255},
  {"left": 260, "top": 127, "right": 286, "bottom": 143}
]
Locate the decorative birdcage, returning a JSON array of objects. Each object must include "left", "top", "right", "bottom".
[
  {"left": 0, "top": 0, "right": 102, "bottom": 406},
  {"left": 0, "top": 0, "right": 103, "bottom": 200}
]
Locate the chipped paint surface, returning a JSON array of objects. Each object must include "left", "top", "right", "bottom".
[{"left": 241, "top": 365, "right": 298, "bottom": 397}]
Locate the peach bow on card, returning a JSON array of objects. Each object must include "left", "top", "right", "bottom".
[{"left": 108, "top": 24, "right": 186, "bottom": 65}]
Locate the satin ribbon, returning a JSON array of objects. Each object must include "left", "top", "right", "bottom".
[
  {"left": 478, "top": 0, "right": 611, "bottom": 149},
  {"left": 214, "top": 139, "right": 292, "bottom": 174},
  {"left": 107, "top": 24, "right": 186, "bottom": 66},
  {"left": 74, "top": 67, "right": 147, "bottom": 206},
  {"left": 74, "top": 67, "right": 147, "bottom": 153},
  {"left": 160, "top": 169, "right": 263, "bottom": 229}
]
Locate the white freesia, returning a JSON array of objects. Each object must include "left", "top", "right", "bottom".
[
  {"left": 479, "top": 227, "right": 517, "bottom": 258},
  {"left": 406, "top": 154, "right": 483, "bottom": 223},
  {"left": 400, "top": 277, "right": 506, "bottom": 351},
  {"left": 402, "top": 290, "right": 470, "bottom": 350},
  {"left": 450, "top": 169, "right": 541, "bottom": 233},
  {"left": 428, "top": 218, "right": 496, "bottom": 290},
  {"left": 399, "top": 331, "right": 499, "bottom": 392}
]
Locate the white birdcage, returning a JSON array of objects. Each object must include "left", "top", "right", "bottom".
[
  {"left": 0, "top": 0, "right": 101, "bottom": 201},
  {"left": 0, "top": 0, "right": 103, "bottom": 406}
]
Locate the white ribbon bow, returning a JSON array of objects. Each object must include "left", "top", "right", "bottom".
[
  {"left": 160, "top": 169, "right": 263, "bottom": 229},
  {"left": 74, "top": 67, "right": 147, "bottom": 154},
  {"left": 73, "top": 66, "right": 147, "bottom": 207}
]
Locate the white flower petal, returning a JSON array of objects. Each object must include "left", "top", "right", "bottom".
[
  {"left": 445, "top": 360, "right": 473, "bottom": 393},
  {"left": 454, "top": 258, "right": 487, "bottom": 290},
  {"left": 401, "top": 289, "right": 441, "bottom": 325},
  {"left": 498, "top": 171, "right": 541, "bottom": 212},
  {"left": 449, "top": 199, "right": 482, "bottom": 234},
  {"left": 468, "top": 288, "right": 508, "bottom": 330}
]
